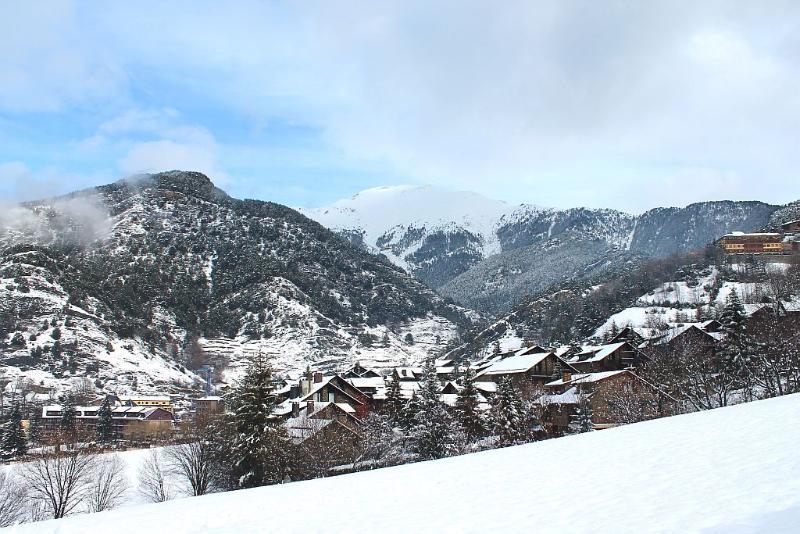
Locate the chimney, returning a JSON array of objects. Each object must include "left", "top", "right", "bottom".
[
  {"left": 562, "top": 371, "right": 572, "bottom": 383},
  {"left": 306, "top": 400, "right": 315, "bottom": 414},
  {"left": 291, "top": 402, "right": 300, "bottom": 418},
  {"left": 313, "top": 372, "right": 323, "bottom": 383}
]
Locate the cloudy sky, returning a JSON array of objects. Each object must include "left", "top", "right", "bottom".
[{"left": 1, "top": 1, "right": 799, "bottom": 212}]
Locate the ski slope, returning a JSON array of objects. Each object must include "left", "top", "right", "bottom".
[{"left": 15, "top": 394, "right": 800, "bottom": 533}]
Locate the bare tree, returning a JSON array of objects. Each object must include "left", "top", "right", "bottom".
[
  {"left": 0, "top": 471, "right": 28, "bottom": 527},
  {"left": 86, "top": 455, "right": 129, "bottom": 513},
  {"left": 137, "top": 449, "right": 172, "bottom": 503},
  {"left": 164, "top": 441, "right": 213, "bottom": 497},
  {"left": 19, "top": 450, "right": 97, "bottom": 519},
  {"left": 745, "top": 317, "right": 800, "bottom": 398}
]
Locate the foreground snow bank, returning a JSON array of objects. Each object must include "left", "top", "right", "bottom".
[{"left": 14, "top": 394, "right": 800, "bottom": 533}]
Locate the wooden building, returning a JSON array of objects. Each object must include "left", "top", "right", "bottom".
[
  {"left": 718, "top": 232, "right": 785, "bottom": 254},
  {"left": 544, "top": 370, "right": 670, "bottom": 432},
  {"left": 41, "top": 404, "right": 174, "bottom": 440},
  {"left": 565, "top": 342, "right": 640, "bottom": 373},
  {"left": 474, "top": 348, "right": 575, "bottom": 389},
  {"left": 113, "top": 395, "right": 173, "bottom": 411},
  {"left": 286, "top": 373, "right": 371, "bottom": 420},
  {"left": 781, "top": 219, "right": 800, "bottom": 233}
]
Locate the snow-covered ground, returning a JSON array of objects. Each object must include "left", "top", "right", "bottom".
[
  {"left": 15, "top": 393, "right": 800, "bottom": 533},
  {"left": 593, "top": 265, "right": 800, "bottom": 338}
]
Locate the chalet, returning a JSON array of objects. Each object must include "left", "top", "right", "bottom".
[
  {"left": 393, "top": 367, "right": 422, "bottom": 381},
  {"left": 342, "top": 362, "right": 382, "bottom": 379},
  {"left": 41, "top": 404, "right": 174, "bottom": 440},
  {"left": 781, "top": 219, "right": 800, "bottom": 233},
  {"left": 718, "top": 232, "right": 786, "bottom": 255},
  {"left": 544, "top": 370, "right": 671, "bottom": 432},
  {"left": 608, "top": 326, "right": 645, "bottom": 345},
  {"left": 644, "top": 324, "right": 720, "bottom": 352},
  {"left": 283, "top": 373, "right": 371, "bottom": 420},
  {"left": 474, "top": 349, "right": 575, "bottom": 389},
  {"left": 346, "top": 376, "right": 387, "bottom": 399},
  {"left": 284, "top": 401, "right": 360, "bottom": 470},
  {"left": 565, "top": 342, "right": 640, "bottom": 372},
  {"left": 699, "top": 319, "right": 722, "bottom": 333}
]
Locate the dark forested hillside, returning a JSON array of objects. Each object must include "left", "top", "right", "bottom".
[{"left": 0, "top": 172, "right": 470, "bottom": 394}]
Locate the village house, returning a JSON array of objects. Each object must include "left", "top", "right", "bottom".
[
  {"left": 40, "top": 404, "right": 174, "bottom": 440},
  {"left": 342, "top": 362, "right": 382, "bottom": 379},
  {"left": 192, "top": 396, "right": 225, "bottom": 418},
  {"left": 474, "top": 348, "right": 575, "bottom": 390},
  {"left": 608, "top": 326, "right": 645, "bottom": 345},
  {"left": 284, "top": 400, "right": 361, "bottom": 470},
  {"left": 346, "top": 375, "right": 387, "bottom": 400},
  {"left": 781, "top": 219, "right": 800, "bottom": 234},
  {"left": 641, "top": 324, "right": 720, "bottom": 354},
  {"left": 565, "top": 341, "right": 641, "bottom": 373},
  {"left": 392, "top": 364, "right": 455, "bottom": 382},
  {"left": 544, "top": 370, "right": 674, "bottom": 433},
  {"left": 283, "top": 373, "right": 371, "bottom": 419}
]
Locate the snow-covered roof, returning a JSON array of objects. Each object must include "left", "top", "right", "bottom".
[
  {"left": 723, "top": 232, "right": 781, "bottom": 237},
  {"left": 477, "top": 352, "right": 553, "bottom": 376},
  {"left": 553, "top": 346, "right": 573, "bottom": 358},
  {"left": 651, "top": 325, "right": 713, "bottom": 346},
  {"left": 474, "top": 382, "right": 498, "bottom": 394},
  {"left": 545, "top": 370, "right": 629, "bottom": 387},
  {"left": 545, "top": 387, "right": 582, "bottom": 404},
  {"left": 117, "top": 395, "right": 171, "bottom": 402},
  {"left": 569, "top": 342, "right": 626, "bottom": 363},
  {"left": 42, "top": 405, "right": 169, "bottom": 419},
  {"left": 347, "top": 377, "right": 386, "bottom": 389}
]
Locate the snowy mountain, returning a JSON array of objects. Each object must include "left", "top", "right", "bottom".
[
  {"left": 302, "top": 186, "right": 781, "bottom": 314},
  {"left": 299, "top": 185, "right": 526, "bottom": 287},
  {"left": 17, "top": 393, "right": 800, "bottom": 533},
  {"left": 0, "top": 172, "right": 472, "bottom": 396}
]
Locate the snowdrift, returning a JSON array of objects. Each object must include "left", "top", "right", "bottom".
[{"left": 15, "top": 394, "right": 800, "bottom": 533}]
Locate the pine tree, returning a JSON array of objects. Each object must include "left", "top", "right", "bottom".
[
  {"left": 60, "top": 394, "right": 77, "bottom": 439},
  {"left": 27, "top": 407, "right": 42, "bottom": 445},
  {"left": 0, "top": 402, "right": 28, "bottom": 459},
  {"left": 229, "top": 352, "right": 288, "bottom": 488},
  {"left": 96, "top": 396, "right": 115, "bottom": 444},
  {"left": 490, "top": 378, "right": 527, "bottom": 447},
  {"left": 384, "top": 378, "right": 405, "bottom": 428},
  {"left": 455, "top": 367, "right": 486, "bottom": 442},
  {"left": 719, "top": 290, "right": 748, "bottom": 371},
  {"left": 407, "top": 358, "right": 462, "bottom": 460}
]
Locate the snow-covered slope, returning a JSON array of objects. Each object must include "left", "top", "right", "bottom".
[
  {"left": 19, "top": 393, "right": 800, "bottom": 533},
  {"left": 593, "top": 263, "right": 800, "bottom": 339}
]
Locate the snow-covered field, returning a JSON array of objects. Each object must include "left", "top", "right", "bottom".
[{"left": 14, "top": 393, "right": 800, "bottom": 533}]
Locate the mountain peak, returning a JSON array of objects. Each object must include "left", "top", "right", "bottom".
[{"left": 110, "top": 170, "right": 228, "bottom": 203}]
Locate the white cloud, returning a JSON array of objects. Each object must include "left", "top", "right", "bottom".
[
  {"left": 0, "top": 2, "right": 127, "bottom": 111},
  {"left": 4, "top": 1, "right": 800, "bottom": 210},
  {"left": 119, "top": 139, "right": 217, "bottom": 177}
]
